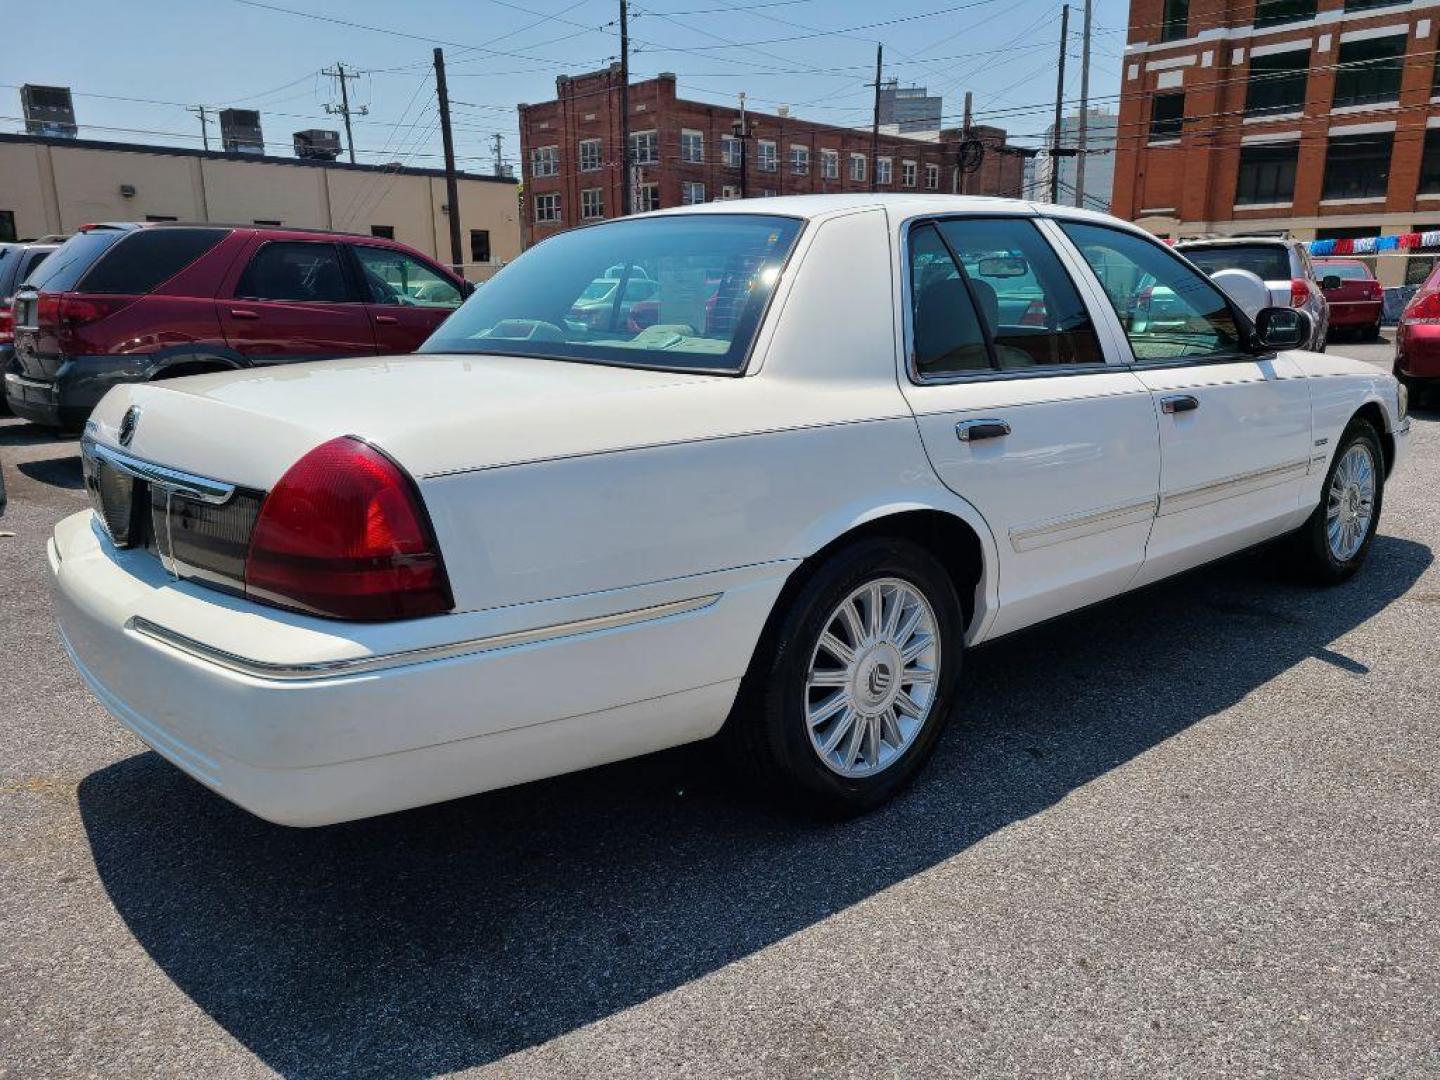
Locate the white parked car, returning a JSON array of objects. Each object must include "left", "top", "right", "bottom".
[{"left": 50, "top": 195, "right": 1409, "bottom": 827}]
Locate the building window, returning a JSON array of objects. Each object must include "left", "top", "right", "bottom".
[
  {"left": 1160, "top": 0, "right": 1188, "bottom": 41},
  {"left": 639, "top": 183, "right": 660, "bottom": 212},
  {"left": 925, "top": 163, "right": 940, "bottom": 190},
  {"left": 721, "top": 184, "right": 741, "bottom": 200},
  {"left": 791, "top": 145, "right": 810, "bottom": 174},
  {"left": 0, "top": 211, "right": 14, "bottom": 242},
  {"left": 761, "top": 188, "right": 777, "bottom": 198},
  {"left": 470, "top": 229, "right": 491, "bottom": 263},
  {"left": 534, "top": 192, "right": 561, "bottom": 222},
  {"left": 581, "top": 187, "right": 604, "bottom": 219},
  {"left": 145, "top": 215, "right": 179, "bottom": 222},
  {"left": 1253, "top": 0, "right": 1315, "bottom": 27},
  {"left": 630, "top": 130, "right": 658, "bottom": 166},
  {"left": 821, "top": 149, "right": 839, "bottom": 179},
  {"left": 876, "top": 157, "right": 893, "bottom": 185},
  {"left": 531, "top": 145, "right": 559, "bottom": 178},
  {"left": 681, "top": 181, "right": 706, "bottom": 205},
  {"left": 850, "top": 153, "right": 867, "bottom": 182},
  {"left": 1235, "top": 142, "right": 1299, "bottom": 204},
  {"left": 722, "top": 135, "right": 743, "bottom": 167},
  {"left": 757, "top": 140, "right": 777, "bottom": 172},
  {"left": 1150, "top": 92, "right": 1185, "bottom": 141},
  {"left": 1322, "top": 132, "right": 1393, "bottom": 200},
  {"left": 1420, "top": 131, "right": 1440, "bottom": 194},
  {"left": 1333, "top": 35, "right": 1405, "bottom": 109},
  {"left": 1244, "top": 49, "right": 1309, "bottom": 116},
  {"left": 253, "top": 219, "right": 282, "bottom": 227},
  {"left": 579, "top": 137, "right": 602, "bottom": 172},
  {"left": 681, "top": 129, "right": 704, "bottom": 163},
  {"left": 902, "top": 160, "right": 917, "bottom": 187},
  {"left": 370, "top": 225, "right": 395, "bottom": 239},
  {"left": 1343, "top": 0, "right": 1395, "bottom": 9}
]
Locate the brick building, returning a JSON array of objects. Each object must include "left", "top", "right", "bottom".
[
  {"left": 1114, "top": 0, "right": 1440, "bottom": 284},
  {"left": 517, "top": 67, "right": 1024, "bottom": 247}
]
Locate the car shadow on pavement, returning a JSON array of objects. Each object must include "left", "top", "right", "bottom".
[
  {"left": 77, "top": 535, "right": 1432, "bottom": 1080},
  {"left": 16, "top": 455, "right": 83, "bottom": 489}
]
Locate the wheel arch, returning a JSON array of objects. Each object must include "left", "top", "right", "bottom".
[
  {"left": 1352, "top": 398, "right": 1395, "bottom": 477},
  {"left": 783, "top": 498, "right": 1000, "bottom": 646},
  {"left": 146, "top": 349, "right": 247, "bottom": 382}
]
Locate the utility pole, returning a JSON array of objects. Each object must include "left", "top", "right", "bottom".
[
  {"left": 186, "top": 105, "right": 211, "bottom": 152},
  {"left": 492, "top": 132, "right": 506, "bottom": 177},
  {"left": 1049, "top": 5, "right": 1069, "bottom": 205},
  {"left": 433, "top": 49, "right": 464, "bottom": 276},
  {"left": 323, "top": 61, "right": 368, "bottom": 165},
  {"left": 619, "top": 0, "right": 632, "bottom": 217},
  {"left": 960, "top": 91, "right": 973, "bottom": 196},
  {"left": 736, "top": 91, "right": 749, "bottom": 199},
  {"left": 869, "top": 44, "right": 883, "bottom": 194},
  {"left": 1075, "top": 0, "right": 1092, "bottom": 207}
]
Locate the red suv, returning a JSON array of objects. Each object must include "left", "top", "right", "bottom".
[{"left": 5, "top": 222, "right": 471, "bottom": 428}]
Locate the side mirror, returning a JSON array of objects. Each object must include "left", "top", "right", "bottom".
[
  {"left": 1321, "top": 274, "right": 1342, "bottom": 291},
  {"left": 1255, "top": 306, "right": 1312, "bottom": 350}
]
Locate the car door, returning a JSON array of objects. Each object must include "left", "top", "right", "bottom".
[
  {"left": 349, "top": 244, "right": 465, "bottom": 354},
  {"left": 219, "top": 238, "right": 378, "bottom": 363},
  {"left": 1054, "top": 221, "right": 1314, "bottom": 589},
  {"left": 898, "top": 215, "right": 1161, "bottom": 639}
]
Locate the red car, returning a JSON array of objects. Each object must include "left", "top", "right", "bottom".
[
  {"left": 1314, "top": 258, "right": 1384, "bottom": 341},
  {"left": 1395, "top": 263, "right": 1440, "bottom": 395},
  {"left": 4, "top": 222, "right": 471, "bottom": 428}
]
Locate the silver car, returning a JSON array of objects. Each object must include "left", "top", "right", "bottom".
[{"left": 1175, "top": 237, "right": 1330, "bottom": 351}]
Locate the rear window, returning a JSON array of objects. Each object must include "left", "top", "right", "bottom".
[
  {"left": 421, "top": 213, "right": 803, "bottom": 374},
  {"left": 18, "top": 248, "right": 52, "bottom": 286},
  {"left": 1316, "top": 262, "right": 1372, "bottom": 281},
  {"left": 1180, "top": 244, "right": 1291, "bottom": 283},
  {"left": 78, "top": 227, "right": 227, "bottom": 295},
  {"left": 23, "top": 229, "right": 128, "bottom": 294}
]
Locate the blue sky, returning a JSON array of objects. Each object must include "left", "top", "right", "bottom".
[{"left": 2, "top": 0, "right": 1133, "bottom": 170}]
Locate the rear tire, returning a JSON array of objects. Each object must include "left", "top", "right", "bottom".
[
  {"left": 1363, "top": 320, "right": 1382, "bottom": 342},
  {"left": 725, "top": 537, "right": 964, "bottom": 816},
  {"left": 1288, "top": 418, "right": 1384, "bottom": 584}
]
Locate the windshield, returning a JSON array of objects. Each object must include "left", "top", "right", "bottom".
[
  {"left": 1181, "top": 244, "right": 1291, "bottom": 283},
  {"left": 421, "top": 213, "right": 804, "bottom": 374}
]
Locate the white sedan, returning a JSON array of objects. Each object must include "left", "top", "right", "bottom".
[{"left": 51, "top": 195, "right": 1409, "bottom": 826}]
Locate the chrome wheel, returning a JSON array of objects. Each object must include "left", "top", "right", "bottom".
[
  {"left": 1326, "top": 442, "right": 1377, "bottom": 562},
  {"left": 804, "top": 577, "right": 940, "bottom": 778}
]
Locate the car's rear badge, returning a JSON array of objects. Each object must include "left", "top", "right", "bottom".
[{"left": 118, "top": 406, "right": 141, "bottom": 448}]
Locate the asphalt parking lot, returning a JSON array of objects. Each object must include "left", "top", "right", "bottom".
[{"left": 2, "top": 337, "right": 1438, "bottom": 1079}]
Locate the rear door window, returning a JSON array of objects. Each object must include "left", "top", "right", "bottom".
[
  {"left": 352, "top": 245, "right": 462, "bottom": 309},
  {"left": 78, "top": 228, "right": 226, "bottom": 295},
  {"left": 23, "top": 229, "right": 129, "bottom": 293},
  {"left": 929, "top": 217, "right": 1104, "bottom": 371},
  {"left": 236, "top": 242, "right": 356, "bottom": 303},
  {"left": 1181, "top": 244, "right": 1291, "bottom": 282}
]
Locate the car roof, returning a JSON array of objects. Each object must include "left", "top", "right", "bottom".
[
  {"left": 79, "top": 220, "right": 401, "bottom": 244},
  {"left": 640, "top": 193, "right": 1155, "bottom": 236},
  {"left": 1175, "top": 236, "right": 1292, "bottom": 248}
]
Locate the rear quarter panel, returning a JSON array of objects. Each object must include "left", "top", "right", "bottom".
[{"left": 1289, "top": 350, "right": 1402, "bottom": 500}]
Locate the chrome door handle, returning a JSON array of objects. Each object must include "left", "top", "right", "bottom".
[
  {"left": 1161, "top": 394, "right": 1199, "bottom": 414},
  {"left": 956, "top": 418, "right": 1011, "bottom": 442}
]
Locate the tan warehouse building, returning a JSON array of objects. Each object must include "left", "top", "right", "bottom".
[{"left": 0, "top": 133, "right": 521, "bottom": 281}]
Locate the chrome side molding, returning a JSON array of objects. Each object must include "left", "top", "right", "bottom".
[
  {"left": 127, "top": 592, "right": 723, "bottom": 682},
  {"left": 82, "top": 439, "right": 236, "bottom": 505}
]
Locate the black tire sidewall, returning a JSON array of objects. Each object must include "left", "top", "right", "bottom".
[
  {"left": 755, "top": 538, "right": 964, "bottom": 813},
  {"left": 1307, "top": 420, "right": 1384, "bottom": 581}
]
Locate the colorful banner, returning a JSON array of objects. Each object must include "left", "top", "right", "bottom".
[{"left": 1307, "top": 230, "right": 1440, "bottom": 256}]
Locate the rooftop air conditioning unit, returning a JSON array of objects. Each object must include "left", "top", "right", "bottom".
[
  {"left": 219, "top": 109, "right": 265, "bottom": 155},
  {"left": 293, "top": 128, "right": 342, "bottom": 160},
  {"left": 21, "top": 85, "right": 77, "bottom": 138}
]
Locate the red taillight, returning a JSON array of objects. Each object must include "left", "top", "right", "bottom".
[
  {"left": 1370, "top": 281, "right": 1384, "bottom": 300},
  {"left": 1020, "top": 298, "right": 1048, "bottom": 326},
  {"left": 0, "top": 304, "right": 12, "bottom": 345},
  {"left": 1404, "top": 289, "right": 1440, "bottom": 322},
  {"left": 244, "top": 437, "right": 453, "bottom": 621},
  {"left": 34, "top": 293, "right": 135, "bottom": 353},
  {"left": 1290, "top": 279, "right": 1308, "bottom": 308}
]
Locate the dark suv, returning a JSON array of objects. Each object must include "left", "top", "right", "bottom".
[
  {"left": 5, "top": 222, "right": 470, "bottom": 428},
  {"left": 1, "top": 237, "right": 63, "bottom": 399}
]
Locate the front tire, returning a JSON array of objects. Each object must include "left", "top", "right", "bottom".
[
  {"left": 1291, "top": 419, "right": 1384, "bottom": 584},
  {"left": 727, "top": 537, "right": 964, "bottom": 816}
]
